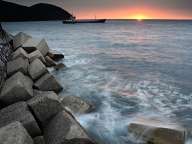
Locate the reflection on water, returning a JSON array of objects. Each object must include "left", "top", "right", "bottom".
[{"left": 4, "top": 20, "right": 192, "bottom": 144}]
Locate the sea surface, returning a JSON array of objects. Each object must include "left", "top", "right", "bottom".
[{"left": 4, "top": 20, "right": 192, "bottom": 144}]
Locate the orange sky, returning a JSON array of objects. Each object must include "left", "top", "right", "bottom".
[{"left": 74, "top": 7, "right": 192, "bottom": 19}]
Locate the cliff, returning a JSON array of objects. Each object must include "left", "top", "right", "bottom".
[{"left": 0, "top": 0, "right": 72, "bottom": 22}]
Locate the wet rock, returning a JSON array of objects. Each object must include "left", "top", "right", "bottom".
[
  {"left": 54, "top": 63, "right": 66, "bottom": 71},
  {"left": 43, "top": 110, "right": 94, "bottom": 144},
  {"left": 23, "top": 38, "right": 49, "bottom": 56},
  {"left": 0, "top": 72, "right": 33, "bottom": 105},
  {"left": 28, "top": 50, "right": 46, "bottom": 63},
  {"left": 13, "top": 32, "right": 32, "bottom": 49},
  {"left": 62, "top": 96, "right": 94, "bottom": 114},
  {"left": 62, "top": 138, "right": 96, "bottom": 144},
  {"left": 27, "top": 91, "right": 63, "bottom": 123},
  {"left": 34, "top": 73, "right": 63, "bottom": 93},
  {"left": 48, "top": 50, "right": 64, "bottom": 61},
  {"left": 0, "top": 122, "right": 33, "bottom": 144},
  {"left": 11, "top": 47, "right": 29, "bottom": 60},
  {"left": 29, "top": 59, "right": 48, "bottom": 80},
  {"left": 0, "top": 102, "right": 41, "bottom": 137},
  {"left": 45, "top": 56, "right": 57, "bottom": 67},
  {"left": 34, "top": 136, "right": 45, "bottom": 144},
  {"left": 128, "top": 118, "right": 185, "bottom": 144},
  {"left": 7, "top": 57, "right": 29, "bottom": 76}
]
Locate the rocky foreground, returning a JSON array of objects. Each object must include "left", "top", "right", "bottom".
[
  {"left": 0, "top": 31, "right": 96, "bottom": 144},
  {"left": 0, "top": 29, "right": 187, "bottom": 144}
]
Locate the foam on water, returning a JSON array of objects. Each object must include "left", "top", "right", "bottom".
[{"left": 4, "top": 20, "right": 192, "bottom": 144}]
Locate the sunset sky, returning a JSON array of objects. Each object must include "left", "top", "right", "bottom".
[{"left": 6, "top": 0, "right": 192, "bottom": 19}]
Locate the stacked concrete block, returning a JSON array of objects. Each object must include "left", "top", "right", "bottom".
[
  {"left": 13, "top": 32, "right": 32, "bottom": 49},
  {"left": 28, "top": 50, "right": 46, "bottom": 63},
  {"left": 0, "top": 72, "right": 33, "bottom": 105},
  {"left": 0, "top": 102, "right": 41, "bottom": 137}
]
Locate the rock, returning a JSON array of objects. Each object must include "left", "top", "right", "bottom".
[
  {"left": 28, "top": 50, "right": 46, "bottom": 63},
  {"left": 13, "top": 32, "right": 32, "bottom": 49},
  {"left": 34, "top": 73, "right": 63, "bottom": 93},
  {"left": 0, "top": 102, "right": 41, "bottom": 137},
  {"left": 62, "top": 96, "right": 94, "bottom": 114},
  {"left": 36, "top": 39, "right": 49, "bottom": 56},
  {"left": 28, "top": 59, "right": 48, "bottom": 80},
  {"left": 48, "top": 50, "right": 64, "bottom": 61},
  {"left": 62, "top": 138, "right": 96, "bottom": 144},
  {"left": 23, "top": 38, "right": 49, "bottom": 56},
  {"left": 43, "top": 110, "right": 94, "bottom": 144},
  {"left": 11, "top": 47, "right": 29, "bottom": 60},
  {"left": 27, "top": 91, "right": 63, "bottom": 123},
  {"left": 7, "top": 57, "right": 29, "bottom": 76},
  {"left": 0, "top": 72, "right": 33, "bottom": 105},
  {"left": 54, "top": 63, "right": 66, "bottom": 71},
  {"left": 45, "top": 56, "right": 57, "bottom": 67},
  {"left": 0, "top": 122, "right": 33, "bottom": 144},
  {"left": 34, "top": 136, "right": 45, "bottom": 144},
  {"left": 128, "top": 118, "right": 185, "bottom": 144}
]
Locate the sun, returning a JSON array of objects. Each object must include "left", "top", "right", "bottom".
[{"left": 133, "top": 14, "right": 147, "bottom": 21}]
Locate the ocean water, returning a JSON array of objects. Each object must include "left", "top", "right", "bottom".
[{"left": 3, "top": 20, "right": 192, "bottom": 144}]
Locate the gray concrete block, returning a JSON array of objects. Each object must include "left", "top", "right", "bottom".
[
  {"left": 45, "top": 56, "right": 57, "bottom": 67},
  {"left": 7, "top": 57, "right": 29, "bottom": 76},
  {"left": 27, "top": 91, "right": 63, "bottom": 123},
  {"left": 23, "top": 38, "right": 49, "bottom": 56},
  {"left": 34, "top": 136, "right": 45, "bottom": 144},
  {"left": 13, "top": 32, "right": 32, "bottom": 49},
  {"left": 62, "top": 96, "right": 94, "bottom": 114},
  {"left": 0, "top": 102, "right": 41, "bottom": 137},
  {"left": 0, "top": 72, "right": 33, "bottom": 105},
  {"left": 43, "top": 110, "right": 93, "bottom": 144},
  {"left": 11, "top": 47, "right": 29, "bottom": 60},
  {"left": 128, "top": 119, "right": 185, "bottom": 144},
  {"left": 47, "top": 50, "right": 64, "bottom": 61},
  {"left": 0, "top": 122, "right": 33, "bottom": 144},
  {"left": 34, "top": 73, "right": 63, "bottom": 93},
  {"left": 28, "top": 50, "right": 46, "bottom": 63},
  {"left": 29, "top": 59, "right": 48, "bottom": 80}
]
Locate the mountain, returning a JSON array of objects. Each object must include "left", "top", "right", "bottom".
[{"left": 0, "top": 0, "right": 72, "bottom": 22}]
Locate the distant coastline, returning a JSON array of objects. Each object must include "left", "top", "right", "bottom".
[{"left": 0, "top": 0, "right": 72, "bottom": 22}]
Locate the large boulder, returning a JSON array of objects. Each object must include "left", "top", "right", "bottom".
[
  {"left": 23, "top": 38, "right": 49, "bottom": 56},
  {"left": 34, "top": 73, "right": 63, "bottom": 93},
  {"left": 34, "top": 136, "right": 45, "bottom": 144},
  {"left": 13, "top": 32, "right": 32, "bottom": 49},
  {"left": 11, "top": 47, "right": 29, "bottom": 60},
  {"left": 47, "top": 50, "right": 64, "bottom": 61},
  {"left": 0, "top": 72, "right": 33, "bottom": 105},
  {"left": 43, "top": 110, "right": 95, "bottom": 144},
  {"left": 62, "top": 96, "right": 94, "bottom": 114},
  {"left": 27, "top": 91, "right": 63, "bottom": 123},
  {"left": 7, "top": 57, "right": 29, "bottom": 76},
  {"left": 28, "top": 59, "right": 48, "bottom": 80},
  {"left": 0, "top": 102, "right": 41, "bottom": 137},
  {"left": 45, "top": 56, "right": 57, "bottom": 67},
  {"left": 28, "top": 50, "right": 46, "bottom": 63},
  {"left": 0, "top": 122, "right": 33, "bottom": 144},
  {"left": 128, "top": 118, "right": 185, "bottom": 144}
]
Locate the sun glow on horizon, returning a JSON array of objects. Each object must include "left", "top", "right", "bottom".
[{"left": 131, "top": 14, "right": 148, "bottom": 21}]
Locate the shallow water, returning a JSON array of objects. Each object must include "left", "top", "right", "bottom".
[{"left": 4, "top": 20, "right": 192, "bottom": 144}]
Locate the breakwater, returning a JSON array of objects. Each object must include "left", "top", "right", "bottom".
[{"left": 0, "top": 29, "right": 97, "bottom": 144}]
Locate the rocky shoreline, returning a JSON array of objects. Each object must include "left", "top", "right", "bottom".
[
  {"left": 0, "top": 28, "right": 187, "bottom": 144},
  {"left": 0, "top": 30, "right": 96, "bottom": 144}
]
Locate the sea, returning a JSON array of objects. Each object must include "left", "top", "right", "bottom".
[{"left": 3, "top": 20, "right": 192, "bottom": 144}]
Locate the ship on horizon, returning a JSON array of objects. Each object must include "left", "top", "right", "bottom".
[{"left": 63, "top": 15, "right": 106, "bottom": 24}]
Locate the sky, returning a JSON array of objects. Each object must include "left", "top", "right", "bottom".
[{"left": 6, "top": 0, "right": 192, "bottom": 19}]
